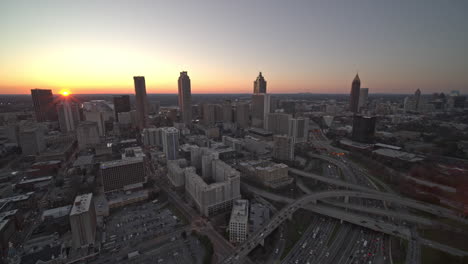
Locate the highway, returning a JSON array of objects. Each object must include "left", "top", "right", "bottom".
[{"left": 223, "top": 184, "right": 468, "bottom": 263}]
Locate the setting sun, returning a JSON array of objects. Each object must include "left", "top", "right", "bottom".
[{"left": 60, "top": 89, "right": 71, "bottom": 96}]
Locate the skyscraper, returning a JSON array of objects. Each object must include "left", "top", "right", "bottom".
[
  {"left": 161, "top": 127, "right": 179, "bottom": 160},
  {"left": 134, "top": 76, "right": 149, "bottom": 129},
  {"left": 288, "top": 117, "right": 309, "bottom": 143},
  {"left": 113, "top": 95, "right": 131, "bottom": 121},
  {"left": 57, "top": 99, "right": 80, "bottom": 133},
  {"left": 253, "top": 72, "right": 267, "bottom": 93},
  {"left": 415, "top": 89, "right": 421, "bottom": 110},
  {"left": 31, "top": 89, "right": 57, "bottom": 122},
  {"left": 235, "top": 102, "right": 250, "bottom": 128},
  {"left": 178, "top": 71, "right": 192, "bottom": 125},
  {"left": 70, "top": 193, "right": 97, "bottom": 249},
  {"left": 349, "top": 74, "right": 361, "bottom": 113},
  {"left": 358, "top": 88, "right": 369, "bottom": 110},
  {"left": 352, "top": 115, "right": 376, "bottom": 143},
  {"left": 251, "top": 94, "right": 271, "bottom": 128},
  {"left": 222, "top": 100, "right": 233, "bottom": 123}
]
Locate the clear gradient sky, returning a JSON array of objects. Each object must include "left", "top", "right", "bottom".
[{"left": 1, "top": 0, "right": 467, "bottom": 94}]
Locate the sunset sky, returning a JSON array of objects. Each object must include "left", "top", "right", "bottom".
[{"left": 0, "top": 0, "right": 467, "bottom": 95}]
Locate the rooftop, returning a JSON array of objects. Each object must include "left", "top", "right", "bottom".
[
  {"left": 70, "top": 193, "right": 93, "bottom": 216},
  {"left": 73, "top": 155, "right": 94, "bottom": 167},
  {"left": 373, "top": 148, "right": 424, "bottom": 162},
  {"left": 42, "top": 205, "right": 72, "bottom": 220},
  {"left": 229, "top": 199, "right": 249, "bottom": 223},
  {"left": 100, "top": 156, "right": 143, "bottom": 169}
]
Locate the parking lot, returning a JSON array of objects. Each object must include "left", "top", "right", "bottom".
[
  {"left": 126, "top": 235, "right": 206, "bottom": 264},
  {"left": 102, "top": 200, "right": 183, "bottom": 252}
]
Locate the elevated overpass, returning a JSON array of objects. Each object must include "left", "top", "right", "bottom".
[{"left": 223, "top": 187, "right": 468, "bottom": 264}]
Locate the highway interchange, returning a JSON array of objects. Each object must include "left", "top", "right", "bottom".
[{"left": 221, "top": 130, "right": 468, "bottom": 264}]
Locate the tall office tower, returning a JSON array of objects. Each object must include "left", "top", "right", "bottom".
[
  {"left": 235, "top": 102, "right": 250, "bottom": 128},
  {"left": 358, "top": 88, "right": 369, "bottom": 110},
  {"left": 288, "top": 117, "right": 309, "bottom": 143},
  {"left": 31, "top": 89, "right": 57, "bottom": 122},
  {"left": 134, "top": 76, "right": 149, "bottom": 129},
  {"left": 178, "top": 71, "right": 192, "bottom": 125},
  {"left": 228, "top": 199, "right": 249, "bottom": 243},
  {"left": 70, "top": 193, "right": 97, "bottom": 249},
  {"left": 264, "top": 113, "right": 291, "bottom": 135},
  {"left": 349, "top": 74, "right": 361, "bottom": 113},
  {"left": 222, "top": 100, "right": 233, "bottom": 123},
  {"left": 251, "top": 94, "right": 271, "bottom": 128},
  {"left": 352, "top": 115, "right": 376, "bottom": 143},
  {"left": 57, "top": 100, "right": 80, "bottom": 133},
  {"left": 273, "top": 134, "right": 295, "bottom": 161},
  {"left": 142, "top": 127, "right": 163, "bottom": 147},
  {"left": 76, "top": 121, "right": 100, "bottom": 150},
  {"left": 253, "top": 72, "right": 267, "bottom": 93},
  {"left": 113, "top": 95, "right": 131, "bottom": 121},
  {"left": 415, "top": 89, "right": 421, "bottom": 109},
  {"left": 100, "top": 158, "right": 145, "bottom": 192},
  {"left": 19, "top": 124, "right": 45, "bottom": 155},
  {"left": 203, "top": 104, "right": 217, "bottom": 126},
  {"left": 161, "top": 127, "right": 179, "bottom": 160}
]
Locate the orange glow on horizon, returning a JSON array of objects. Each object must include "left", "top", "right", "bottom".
[{"left": 60, "top": 89, "right": 71, "bottom": 96}]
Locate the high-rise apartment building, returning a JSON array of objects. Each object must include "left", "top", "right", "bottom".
[
  {"left": 349, "top": 74, "right": 361, "bottom": 113},
  {"left": 100, "top": 156, "right": 146, "bottom": 192},
  {"left": 185, "top": 157, "right": 241, "bottom": 216},
  {"left": 273, "top": 134, "right": 295, "bottom": 161},
  {"left": 235, "top": 102, "right": 250, "bottom": 128},
  {"left": 57, "top": 100, "right": 80, "bottom": 133},
  {"left": 161, "top": 127, "right": 179, "bottom": 160},
  {"left": 358, "top": 88, "right": 369, "bottom": 110},
  {"left": 264, "top": 113, "right": 291, "bottom": 135},
  {"left": 228, "top": 200, "right": 249, "bottom": 243},
  {"left": 31, "top": 89, "right": 57, "bottom": 122},
  {"left": 251, "top": 94, "right": 271, "bottom": 128},
  {"left": 19, "top": 124, "right": 45, "bottom": 155},
  {"left": 76, "top": 121, "right": 100, "bottom": 150},
  {"left": 134, "top": 76, "right": 149, "bottom": 129},
  {"left": 142, "top": 127, "right": 162, "bottom": 147},
  {"left": 288, "top": 117, "right": 309, "bottom": 143},
  {"left": 253, "top": 72, "right": 267, "bottom": 93},
  {"left": 202, "top": 104, "right": 218, "bottom": 126},
  {"left": 222, "top": 100, "right": 233, "bottom": 123},
  {"left": 352, "top": 115, "right": 376, "bottom": 143},
  {"left": 113, "top": 95, "right": 131, "bottom": 121},
  {"left": 178, "top": 71, "right": 192, "bottom": 125},
  {"left": 70, "top": 193, "right": 97, "bottom": 249}
]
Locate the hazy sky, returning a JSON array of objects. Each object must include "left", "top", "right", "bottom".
[{"left": 0, "top": 0, "right": 467, "bottom": 94}]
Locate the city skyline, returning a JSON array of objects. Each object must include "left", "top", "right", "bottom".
[{"left": 1, "top": 0, "right": 467, "bottom": 95}]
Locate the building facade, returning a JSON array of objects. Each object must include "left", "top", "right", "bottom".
[
  {"left": 113, "top": 95, "right": 131, "bottom": 121},
  {"left": 31, "top": 89, "right": 57, "bottom": 122},
  {"left": 161, "top": 127, "right": 179, "bottom": 160},
  {"left": 70, "top": 193, "right": 97, "bottom": 249},
  {"left": 228, "top": 199, "right": 249, "bottom": 243},
  {"left": 352, "top": 115, "right": 376, "bottom": 143},
  {"left": 253, "top": 72, "right": 267, "bottom": 93},
  {"left": 134, "top": 76, "right": 149, "bottom": 129},
  {"left": 349, "top": 74, "right": 361, "bottom": 113},
  {"left": 76, "top": 121, "right": 100, "bottom": 150},
  {"left": 178, "top": 71, "right": 192, "bottom": 125}
]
